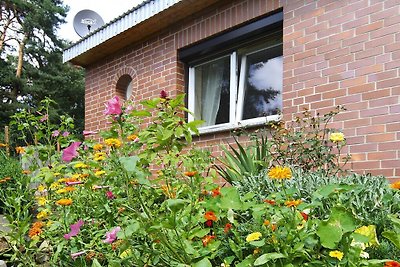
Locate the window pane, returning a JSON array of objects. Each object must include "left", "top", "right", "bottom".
[
  {"left": 194, "top": 56, "right": 230, "bottom": 126},
  {"left": 242, "top": 48, "right": 283, "bottom": 120}
]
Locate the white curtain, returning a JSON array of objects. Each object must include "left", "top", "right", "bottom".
[{"left": 195, "top": 59, "right": 225, "bottom": 126}]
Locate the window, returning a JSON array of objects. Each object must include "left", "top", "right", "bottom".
[
  {"left": 188, "top": 32, "right": 282, "bottom": 131},
  {"left": 180, "top": 11, "right": 283, "bottom": 132},
  {"left": 116, "top": 74, "right": 133, "bottom": 100}
]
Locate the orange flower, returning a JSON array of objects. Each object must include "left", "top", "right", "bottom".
[
  {"left": 65, "top": 186, "right": 76, "bottom": 192},
  {"left": 28, "top": 221, "right": 44, "bottom": 238},
  {"left": 390, "top": 182, "right": 400, "bottom": 190},
  {"left": 300, "top": 211, "right": 309, "bottom": 221},
  {"left": 184, "top": 171, "right": 197, "bottom": 177},
  {"left": 0, "top": 143, "right": 7, "bottom": 147},
  {"left": 93, "top": 143, "right": 103, "bottom": 151},
  {"left": 263, "top": 220, "right": 270, "bottom": 226},
  {"left": 285, "top": 199, "right": 302, "bottom": 207},
  {"left": 263, "top": 199, "right": 276, "bottom": 205},
  {"left": 22, "top": 170, "right": 31, "bottom": 175},
  {"left": 204, "top": 211, "right": 217, "bottom": 222},
  {"left": 224, "top": 223, "right": 232, "bottom": 233},
  {"left": 56, "top": 198, "right": 73, "bottom": 206},
  {"left": 15, "top": 146, "right": 25, "bottom": 154},
  {"left": 127, "top": 134, "right": 138, "bottom": 141},
  {"left": 385, "top": 261, "right": 400, "bottom": 267},
  {"left": 212, "top": 187, "right": 221, "bottom": 197},
  {"left": 0, "top": 177, "right": 11, "bottom": 183},
  {"left": 202, "top": 235, "right": 216, "bottom": 247}
]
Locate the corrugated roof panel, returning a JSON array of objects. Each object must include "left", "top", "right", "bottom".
[{"left": 63, "top": 0, "right": 182, "bottom": 63}]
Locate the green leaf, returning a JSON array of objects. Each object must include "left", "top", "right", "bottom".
[
  {"left": 130, "top": 110, "right": 151, "bottom": 117},
  {"left": 254, "top": 253, "right": 285, "bottom": 266},
  {"left": 219, "top": 187, "right": 243, "bottom": 210},
  {"left": 92, "top": 259, "right": 102, "bottom": 267},
  {"left": 189, "top": 228, "right": 211, "bottom": 239},
  {"left": 117, "top": 221, "right": 140, "bottom": 239},
  {"left": 382, "top": 231, "right": 400, "bottom": 249},
  {"left": 119, "top": 156, "right": 139, "bottom": 173},
  {"left": 192, "top": 258, "right": 212, "bottom": 267},
  {"left": 166, "top": 198, "right": 189, "bottom": 212}
]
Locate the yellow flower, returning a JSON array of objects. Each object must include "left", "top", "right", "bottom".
[
  {"left": 268, "top": 166, "right": 292, "bottom": 180},
  {"left": 37, "top": 184, "right": 46, "bottom": 192},
  {"left": 285, "top": 199, "right": 303, "bottom": 207},
  {"left": 354, "top": 225, "right": 379, "bottom": 247},
  {"left": 56, "top": 198, "right": 73, "bottom": 206},
  {"left": 104, "top": 138, "right": 122, "bottom": 148},
  {"left": 95, "top": 170, "right": 106, "bottom": 177},
  {"left": 329, "top": 250, "right": 344, "bottom": 261},
  {"left": 127, "top": 134, "right": 138, "bottom": 141},
  {"left": 120, "top": 249, "right": 132, "bottom": 259},
  {"left": 74, "top": 162, "right": 88, "bottom": 169},
  {"left": 246, "top": 232, "right": 262, "bottom": 242},
  {"left": 15, "top": 146, "right": 25, "bottom": 154},
  {"left": 94, "top": 152, "right": 106, "bottom": 161},
  {"left": 53, "top": 172, "right": 61, "bottom": 176},
  {"left": 390, "top": 182, "right": 400, "bottom": 190},
  {"left": 36, "top": 209, "right": 50, "bottom": 219},
  {"left": 329, "top": 132, "right": 345, "bottom": 143},
  {"left": 93, "top": 143, "right": 103, "bottom": 151},
  {"left": 50, "top": 182, "right": 61, "bottom": 189},
  {"left": 0, "top": 143, "right": 7, "bottom": 147},
  {"left": 36, "top": 197, "right": 47, "bottom": 206},
  {"left": 56, "top": 188, "right": 67, "bottom": 194}
]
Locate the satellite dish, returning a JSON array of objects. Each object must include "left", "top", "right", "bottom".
[{"left": 73, "top": 9, "right": 104, "bottom": 37}]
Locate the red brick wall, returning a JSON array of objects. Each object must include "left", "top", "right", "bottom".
[{"left": 84, "top": 0, "right": 400, "bottom": 181}]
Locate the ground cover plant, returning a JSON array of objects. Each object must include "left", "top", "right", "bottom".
[{"left": 0, "top": 92, "right": 399, "bottom": 266}]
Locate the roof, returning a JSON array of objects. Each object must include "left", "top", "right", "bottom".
[{"left": 63, "top": 0, "right": 222, "bottom": 66}]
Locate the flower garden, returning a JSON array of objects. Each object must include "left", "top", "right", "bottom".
[{"left": 0, "top": 92, "right": 399, "bottom": 266}]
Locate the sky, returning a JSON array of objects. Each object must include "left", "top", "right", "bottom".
[{"left": 58, "top": 0, "right": 145, "bottom": 42}]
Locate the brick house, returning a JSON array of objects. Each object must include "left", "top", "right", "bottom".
[{"left": 63, "top": 0, "right": 400, "bottom": 181}]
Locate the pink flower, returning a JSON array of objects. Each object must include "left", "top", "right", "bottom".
[
  {"left": 71, "top": 250, "right": 86, "bottom": 260},
  {"left": 160, "top": 90, "right": 168, "bottom": 99},
  {"left": 40, "top": 114, "right": 48, "bottom": 122},
  {"left": 103, "top": 226, "right": 121, "bottom": 244},
  {"left": 62, "top": 142, "right": 81, "bottom": 162},
  {"left": 62, "top": 131, "right": 70, "bottom": 137},
  {"left": 64, "top": 219, "right": 84, "bottom": 240},
  {"left": 106, "top": 191, "right": 115, "bottom": 199},
  {"left": 83, "top": 130, "right": 98, "bottom": 136},
  {"left": 52, "top": 130, "right": 60, "bottom": 137},
  {"left": 104, "top": 96, "right": 122, "bottom": 115}
]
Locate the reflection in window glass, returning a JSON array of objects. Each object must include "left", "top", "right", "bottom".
[
  {"left": 242, "top": 51, "right": 283, "bottom": 120},
  {"left": 194, "top": 56, "right": 230, "bottom": 127}
]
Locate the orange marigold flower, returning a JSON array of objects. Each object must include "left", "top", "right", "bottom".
[
  {"left": 204, "top": 211, "right": 217, "bottom": 222},
  {"left": 385, "top": 261, "right": 400, "bottom": 267},
  {"left": 22, "top": 170, "right": 31, "bottom": 174},
  {"left": 202, "top": 235, "right": 216, "bottom": 247},
  {"left": 212, "top": 187, "right": 221, "bottom": 197},
  {"left": 56, "top": 198, "right": 73, "bottom": 206},
  {"left": 65, "top": 186, "right": 76, "bottom": 192},
  {"left": 285, "top": 199, "right": 302, "bottom": 207},
  {"left": 15, "top": 146, "right": 25, "bottom": 154},
  {"left": 268, "top": 166, "right": 292, "bottom": 180},
  {"left": 184, "top": 171, "right": 197, "bottom": 177},
  {"left": 271, "top": 224, "right": 277, "bottom": 231},
  {"left": 28, "top": 221, "right": 44, "bottom": 238},
  {"left": 0, "top": 177, "right": 11, "bottom": 183},
  {"left": 390, "top": 182, "right": 400, "bottom": 190},
  {"left": 263, "top": 199, "right": 276, "bottom": 205}
]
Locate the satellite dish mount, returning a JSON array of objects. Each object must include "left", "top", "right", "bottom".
[{"left": 73, "top": 9, "right": 104, "bottom": 38}]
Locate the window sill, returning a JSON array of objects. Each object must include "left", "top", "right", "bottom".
[{"left": 197, "top": 114, "right": 282, "bottom": 135}]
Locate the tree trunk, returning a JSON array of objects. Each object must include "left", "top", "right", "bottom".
[{"left": 16, "top": 32, "right": 28, "bottom": 78}]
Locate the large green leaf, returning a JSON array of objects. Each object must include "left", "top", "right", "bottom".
[
  {"left": 192, "top": 258, "right": 212, "bottom": 267},
  {"left": 119, "top": 156, "right": 139, "bottom": 173},
  {"left": 382, "top": 231, "right": 400, "bottom": 249},
  {"left": 317, "top": 207, "right": 357, "bottom": 249},
  {"left": 219, "top": 187, "right": 243, "bottom": 210}
]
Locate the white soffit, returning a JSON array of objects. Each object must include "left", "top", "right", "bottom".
[{"left": 63, "top": 0, "right": 182, "bottom": 63}]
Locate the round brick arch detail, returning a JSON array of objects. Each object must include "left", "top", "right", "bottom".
[{"left": 113, "top": 66, "right": 138, "bottom": 101}]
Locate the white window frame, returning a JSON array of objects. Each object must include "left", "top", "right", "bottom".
[{"left": 188, "top": 42, "right": 283, "bottom": 135}]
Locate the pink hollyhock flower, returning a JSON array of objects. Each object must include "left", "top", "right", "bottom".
[
  {"left": 83, "top": 130, "right": 98, "bottom": 136},
  {"left": 64, "top": 219, "right": 84, "bottom": 240},
  {"left": 62, "top": 131, "right": 70, "bottom": 137},
  {"left": 103, "top": 226, "right": 121, "bottom": 244},
  {"left": 62, "top": 142, "right": 81, "bottom": 162},
  {"left": 104, "top": 96, "right": 122, "bottom": 115},
  {"left": 71, "top": 250, "right": 86, "bottom": 260},
  {"left": 106, "top": 191, "right": 115, "bottom": 199},
  {"left": 51, "top": 130, "right": 60, "bottom": 137}
]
